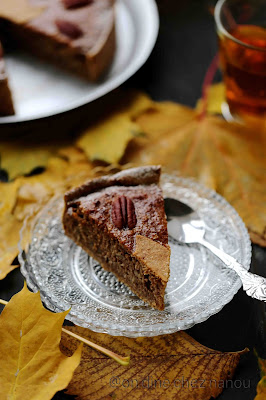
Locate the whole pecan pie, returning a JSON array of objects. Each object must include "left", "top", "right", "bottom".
[
  {"left": 0, "top": 41, "right": 14, "bottom": 116},
  {"left": 0, "top": 0, "right": 115, "bottom": 114},
  {"left": 63, "top": 166, "right": 171, "bottom": 310}
]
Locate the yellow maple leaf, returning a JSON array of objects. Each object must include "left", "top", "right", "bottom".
[
  {"left": 0, "top": 180, "right": 20, "bottom": 217},
  {"left": 0, "top": 139, "right": 71, "bottom": 180},
  {"left": 255, "top": 358, "right": 266, "bottom": 400},
  {"left": 0, "top": 214, "right": 21, "bottom": 279},
  {"left": 124, "top": 103, "right": 266, "bottom": 246},
  {"left": 196, "top": 83, "right": 225, "bottom": 115},
  {"left": 0, "top": 284, "right": 82, "bottom": 400},
  {"left": 61, "top": 326, "right": 247, "bottom": 400},
  {"left": 0, "top": 152, "right": 94, "bottom": 279},
  {"left": 76, "top": 91, "right": 152, "bottom": 164}
]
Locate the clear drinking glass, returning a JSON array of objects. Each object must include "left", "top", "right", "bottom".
[{"left": 214, "top": 0, "right": 266, "bottom": 119}]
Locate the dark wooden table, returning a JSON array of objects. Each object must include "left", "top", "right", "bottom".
[{"left": 0, "top": 1, "right": 265, "bottom": 399}]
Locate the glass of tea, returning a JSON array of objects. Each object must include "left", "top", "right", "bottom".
[{"left": 214, "top": 0, "right": 266, "bottom": 119}]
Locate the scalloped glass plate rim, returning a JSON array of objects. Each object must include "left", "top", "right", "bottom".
[{"left": 19, "top": 173, "right": 252, "bottom": 337}]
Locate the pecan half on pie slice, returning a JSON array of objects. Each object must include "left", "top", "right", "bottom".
[{"left": 63, "top": 166, "right": 171, "bottom": 310}]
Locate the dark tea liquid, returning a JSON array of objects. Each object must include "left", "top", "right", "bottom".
[{"left": 219, "top": 25, "right": 266, "bottom": 117}]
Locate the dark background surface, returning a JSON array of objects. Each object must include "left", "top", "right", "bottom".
[{"left": 0, "top": 1, "right": 265, "bottom": 399}]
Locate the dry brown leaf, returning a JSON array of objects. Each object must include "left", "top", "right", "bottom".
[
  {"left": 0, "top": 284, "right": 82, "bottom": 400},
  {"left": 61, "top": 326, "right": 247, "bottom": 400},
  {"left": 124, "top": 104, "right": 266, "bottom": 246},
  {"left": 76, "top": 92, "right": 152, "bottom": 164}
]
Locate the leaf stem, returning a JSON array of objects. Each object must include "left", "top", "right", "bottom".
[
  {"left": 199, "top": 54, "right": 219, "bottom": 120},
  {"left": 0, "top": 298, "right": 129, "bottom": 366},
  {"left": 62, "top": 328, "right": 130, "bottom": 366}
]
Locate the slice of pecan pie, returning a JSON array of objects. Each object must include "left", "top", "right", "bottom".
[{"left": 63, "top": 166, "right": 171, "bottom": 310}]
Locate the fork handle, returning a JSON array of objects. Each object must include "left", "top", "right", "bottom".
[{"left": 198, "top": 238, "right": 266, "bottom": 302}]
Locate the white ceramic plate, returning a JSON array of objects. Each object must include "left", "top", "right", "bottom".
[
  {"left": 19, "top": 174, "right": 251, "bottom": 337},
  {"left": 0, "top": 0, "right": 159, "bottom": 124}
]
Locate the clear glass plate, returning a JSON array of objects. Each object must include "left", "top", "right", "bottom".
[{"left": 19, "top": 174, "right": 251, "bottom": 337}]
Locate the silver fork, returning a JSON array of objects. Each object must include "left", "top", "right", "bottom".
[{"left": 164, "top": 197, "right": 266, "bottom": 302}]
